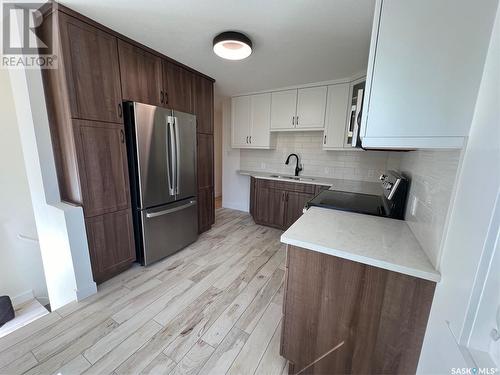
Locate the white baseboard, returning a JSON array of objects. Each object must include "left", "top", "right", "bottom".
[
  {"left": 76, "top": 282, "right": 97, "bottom": 301},
  {"left": 11, "top": 290, "right": 34, "bottom": 307},
  {"left": 36, "top": 296, "right": 50, "bottom": 307}
]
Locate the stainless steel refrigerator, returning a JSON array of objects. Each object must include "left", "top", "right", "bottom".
[{"left": 124, "top": 102, "right": 198, "bottom": 266}]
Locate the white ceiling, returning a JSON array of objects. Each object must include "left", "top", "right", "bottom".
[{"left": 59, "top": 0, "right": 376, "bottom": 99}]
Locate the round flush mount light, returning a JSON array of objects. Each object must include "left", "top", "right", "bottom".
[{"left": 213, "top": 31, "right": 252, "bottom": 60}]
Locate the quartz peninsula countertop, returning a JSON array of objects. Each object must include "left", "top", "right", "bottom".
[{"left": 281, "top": 206, "right": 441, "bottom": 282}]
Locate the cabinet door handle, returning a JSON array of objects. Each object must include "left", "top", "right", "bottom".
[
  {"left": 165, "top": 92, "right": 169, "bottom": 104},
  {"left": 118, "top": 103, "right": 122, "bottom": 118},
  {"left": 160, "top": 90, "right": 164, "bottom": 104},
  {"left": 120, "top": 129, "right": 125, "bottom": 143},
  {"left": 292, "top": 116, "right": 295, "bottom": 126},
  {"left": 296, "top": 116, "right": 299, "bottom": 126},
  {"left": 246, "top": 136, "right": 248, "bottom": 144},
  {"left": 249, "top": 136, "right": 252, "bottom": 144},
  {"left": 324, "top": 135, "right": 327, "bottom": 144}
]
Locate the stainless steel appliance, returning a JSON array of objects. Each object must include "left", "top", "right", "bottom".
[
  {"left": 124, "top": 102, "right": 198, "bottom": 265},
  {"left": 346, "top": 81, "right": 365, "bottom": 148},
  {"left": 305, "top": 170, "right": 408, "bottom": 219}
]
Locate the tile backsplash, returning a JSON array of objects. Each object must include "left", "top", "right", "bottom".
[
  {"left": 240, "top": 131, "right": 462, "bottom": 269},
  {"left": 240, "top": 132, "right": 393, "bottom": 182},
  {"left": 388, "top": 150, "right": 462, "bottom": 268}
]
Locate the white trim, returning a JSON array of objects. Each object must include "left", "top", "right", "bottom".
[
  {"left": 11, "top": 290, "right": 34, "bottom": 307},
  {"left": 76, "top": 282, "right": 98, "bottom": 301},
  {"left": 361, "top": 136, "right": 465, "bottom": 150},
  {"left": 232, "top": 72, "right": 367, "bottom": 98}
]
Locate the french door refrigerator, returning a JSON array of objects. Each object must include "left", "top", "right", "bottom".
[{"left": 124, "top": 102, "right": 198, "bottom": 265}]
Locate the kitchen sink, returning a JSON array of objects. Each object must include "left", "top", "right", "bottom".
[{"left": 269, "top": 175, "right": 315, "bottom": 182}]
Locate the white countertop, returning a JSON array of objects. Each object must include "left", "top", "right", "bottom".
[
  {"left": 281, "top": 207, "right": 440, "bottom": 282},
  {"left": 238, "top": 170, "right": 382, "bottom": 195}
]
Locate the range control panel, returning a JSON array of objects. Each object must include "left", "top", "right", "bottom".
[{"left": 379, "top": 170, "right": 405, "bottom": 201}]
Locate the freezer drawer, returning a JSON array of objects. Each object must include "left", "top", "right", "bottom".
[{"left": 140, "top": 198, "right": 198, "bottom": 265}]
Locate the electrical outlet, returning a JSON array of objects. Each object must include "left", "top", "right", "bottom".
[{"left": 411, "top": 196, "right": 418, "bottom": 216}]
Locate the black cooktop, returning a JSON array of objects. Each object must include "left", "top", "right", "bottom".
[{"left": 306, "top": 190, "right": 388, "bottom": 217}]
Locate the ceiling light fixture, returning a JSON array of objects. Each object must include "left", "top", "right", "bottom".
[{"left": 213, "top": 31, "right": 252, "bottom": 60}]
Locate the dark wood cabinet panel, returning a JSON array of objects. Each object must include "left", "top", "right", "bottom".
[
  {"left": 281, "top": 245, "right": 436, "bottom": 375},
  {"left": 73, "top": 120, "right": 130, "bottom": 217},
  {"left": 59, "top": 12, "right": 122, "bottom": 123},
  {"left": 118, "top": 40, "right": 163, "bottom": 106},
  {"left": 192, "top": 75, "right": 214, "bottom": 134},
  {"left": 85, "top": 209, "right": 136, "bottom": 283},
  {"left": 163, "top": 61, "right": 193, "bottom": 113},
  {"left": 251, "top": 179, "right": 319, "bottom": 230},
  {"left": 198, "top": 186, "right": 214, "bottom": 233},
  {"left": 284, "top": 191, "right": 313, "bottom": 229},
  {"left": 253, "top": 180, "right": 286, "bottom": 229},
  {"left": 250, "top": 177, "right": 256, "bottom": 217},
  {"left": 197, "top": 133, "right": 214, "bottom": 233},
  {"left": 197, "top": 133, "right": 214, "bottom": 189}
]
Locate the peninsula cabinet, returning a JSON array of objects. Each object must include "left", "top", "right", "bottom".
[
  {"left": 39, "top": 5, "right": 215, "bottom": 282},
  {"left": 361, "top": 0, "right": 497, "bottom": 149},
  {"left": 250, "top": 178, "right": 327, "bottom": 230},
  {"left": 281, "top": 245, "right": 436, "bottom": 374}
]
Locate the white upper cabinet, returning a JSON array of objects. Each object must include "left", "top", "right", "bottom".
[
  {"left": 231, "top": 93, "right": 275, "bottom": 149},
  {"left": 270, "top": 90, "right": 297, "bottom": 130},
  {"left": 323, "top": 83, "right": 350, "bottom": 149},
  {"left": 361, "top": 0, "right": 497, "bottom": 149},
  {"left": 296, "top": 86, "right": 328, "bottom": 129},
  {"left": 231, "top": 96, "right": 251, "bottom": 147},
  {"left": 270, "top": 87, "right": 327, "bottom": 131},
  {"left": 250, "top": 93, "right": 273, "bottom": 147}
]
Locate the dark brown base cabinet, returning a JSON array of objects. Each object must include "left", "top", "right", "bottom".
[
  {"left": 39, "top": 4, "right": 214, "bottom": 283},
  {"left": 250, "top": 177, "right": 327, "bottom": 230},
  {"left": 281, "top": 245, "right": 436, "bottom": 375}
]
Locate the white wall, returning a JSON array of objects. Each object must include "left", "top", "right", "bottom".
[
  {"left": 8, "top": 60, "right": 96, "bottom": 309},
  {"left": 222, "top": 97, "right": 250, "bottom": 211},
  {"left": 418, "top": 2, "right": 500, "bottom": 372},
  {"left": 214, "top": 103, "right": 223, "bottom": 198},
  {"left": 0, "top": 69, "right": 48, "bottom": 305}
]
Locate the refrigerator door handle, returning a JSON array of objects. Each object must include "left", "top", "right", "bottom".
[
  {"left": 174, "top": 117, "right": 181, "bottom": 195},
  {"left": 167, "top": 116, "right": 176, "bottom": 196},
  {"left": 145, "top": 200, "right": 197, "bottom": 218}
]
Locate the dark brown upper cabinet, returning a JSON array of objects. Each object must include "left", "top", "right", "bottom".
[
  {"left": 193, "top": 75, "right": 214, "bottom": 134},
  {"left": 59, "top": 12, "right": 122, "bottom": 123},
  {"left": 73, "top": 120, "right": 131, "bottom": 218},
  {"left": 118, "top": 40, "right": 163, "bottom": 106},
  {"left": 163, "top": 61, "right": 193, "bottom": 113}
]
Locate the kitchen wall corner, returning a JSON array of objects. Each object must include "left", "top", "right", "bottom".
[{"left": 391, "top": 149, "right": 462, "bottom": 268}]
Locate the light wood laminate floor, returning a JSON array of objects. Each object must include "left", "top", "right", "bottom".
[{"left": 0, "top": 208, "right": 288, "bottom": 375}]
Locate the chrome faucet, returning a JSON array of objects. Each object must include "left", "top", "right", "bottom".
[{"left": 285, "top": 153, "right": 302, "bottom": 176}]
